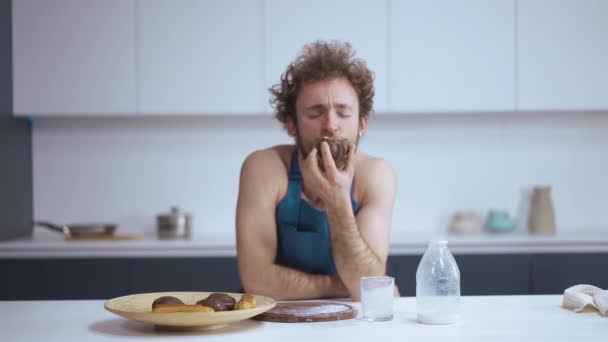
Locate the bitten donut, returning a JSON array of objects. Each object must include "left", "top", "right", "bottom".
[{"left": 315, "top": 136, "right": 350, "bottom": 171}]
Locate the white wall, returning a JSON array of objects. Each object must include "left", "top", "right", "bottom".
[{"left": 32, "top": 112, "right": 608, "bottom": 241}]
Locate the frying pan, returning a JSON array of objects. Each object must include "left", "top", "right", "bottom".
[{"left": 33, "top": 220, "right": 117, "bottom": 238}]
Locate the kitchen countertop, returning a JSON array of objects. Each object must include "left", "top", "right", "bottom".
[
  {"left": 1, "top": 229, "right": 607, "bottom": 258},
  {"left": 1, "top": 295, "right": 605, "bottom": 341}
]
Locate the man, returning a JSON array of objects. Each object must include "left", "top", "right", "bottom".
[{"left": 236, "top": 41, "right": 396, "bottom": 301}]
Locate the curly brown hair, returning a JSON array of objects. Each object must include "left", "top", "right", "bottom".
[{"left": 269, "top": 40, "right": 375, "bottom": 128}]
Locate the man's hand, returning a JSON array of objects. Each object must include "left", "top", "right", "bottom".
[{"left": 298, "top": 141, "right": 356, "bottom": 209}]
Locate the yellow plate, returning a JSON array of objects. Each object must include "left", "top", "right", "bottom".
[{"left": 104, "top": 291, "right": 276, "bottom": 331}]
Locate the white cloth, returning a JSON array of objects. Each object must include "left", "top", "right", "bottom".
[{"left": 562, "top": 284, "right": 608, "bottom": 316}]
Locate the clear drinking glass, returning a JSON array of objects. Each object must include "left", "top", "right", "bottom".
[{"left": 360, "top": 276, "right": 394, "bottom": 321}]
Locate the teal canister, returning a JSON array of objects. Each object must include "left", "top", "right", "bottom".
[{"left": 485, "top": 210, "right": 517, "bottom": 233}]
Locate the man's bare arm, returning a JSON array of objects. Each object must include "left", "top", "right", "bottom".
[
  {"left": 236, "top": 150, "right": 348, "bottom": 300},
  {"left": 325, "top": 157, "right": 397, "bottom": 301}
]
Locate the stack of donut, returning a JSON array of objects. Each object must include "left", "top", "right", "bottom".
[{"left": 151, "top": 293, "right": 256, "bottom": 313}]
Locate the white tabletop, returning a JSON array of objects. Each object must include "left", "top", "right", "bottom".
[{"left": 1, "top": 295, "right": 605, "bottom": 341}]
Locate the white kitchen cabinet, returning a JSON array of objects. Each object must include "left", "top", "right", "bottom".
[
  {"left": 138, "top": 0, "right": 264, "bottom": 114},
  {"left": 390, "top": 0, "right": 515, "bottom": 113},
  {"left": 12, "top": 0, "right": 137, "bottom": 116},
  {"left": 264, "top": 0, "right": 389, "bottom": 113},
  {"left": 517, "top": 0, "right": 608, "bottom": 111}
]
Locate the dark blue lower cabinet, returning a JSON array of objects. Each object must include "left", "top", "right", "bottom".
[
  {"left": 530, "top": 253, "right": 608, "bottom": 294},
  {"left": 0, "top": 259, "right": 130, "bottom": 300},
  {"left": 1, "top": 253, "right": 606, "bottom": 300},
  {"left": 0, "top": 257, "right": 240, "bottom": 300},
  {"left": 387, "top": 254, "right": 530, "bottom": 296},
  {"left": 128, "top": 258, "right": 242, "bottom": 294}
]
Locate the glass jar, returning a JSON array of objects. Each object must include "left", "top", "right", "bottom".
[{"left": 416, "top": 239, "right": 461, "bottom": 324}]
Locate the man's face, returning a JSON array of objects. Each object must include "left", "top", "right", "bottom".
[{"left": 288, "top": 77, "right": 368, "bottom": 157}]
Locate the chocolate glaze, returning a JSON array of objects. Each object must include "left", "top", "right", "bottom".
[
  {"left": 316, "top": 137, "right": 350, "bottom": 171},
  {"left": 151, "top": 296, "right": 184, "bottom": 309},
  {"left": 196, "top": 293, "right": 236, "bottom": 311}
]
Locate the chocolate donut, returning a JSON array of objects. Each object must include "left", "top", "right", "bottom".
[
  {"left": 197, "top": 293, "right": 236, "bottom": 311},
  {"left": 315, "top": 137, "right": 350, "bottom": 171},
  {"left": 152, "top": 296, "right": 184, "bottom": 309}
]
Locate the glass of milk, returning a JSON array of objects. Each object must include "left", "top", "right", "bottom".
[{"left": 360, "top": 276, "right": 394, "bottom": 321}]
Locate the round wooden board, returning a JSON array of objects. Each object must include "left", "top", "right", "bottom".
[{"left": 254, "top": 302, "right": 357, "bottom": 323}]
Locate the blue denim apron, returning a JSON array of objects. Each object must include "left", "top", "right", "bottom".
[{"left": 275, "top": 152, "right": 360, "bottom": 274}]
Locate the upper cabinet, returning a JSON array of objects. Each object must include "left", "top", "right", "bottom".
[
  {"left": 390, "top": 0, "right": 516, "bottom": 112},
  {"left": 263, "top": 0, "right": 389, "bottom": 113},
  {"left": 11, "top": 0, "right": 608, "bottom": 116},
  {"left": 12, "top": 0, "right": 137, "bottom": 116},
  {"left": 517, "top": 0, "right": 608, "bottom": 111},
  {"left": 137, "top": 0, "right": 264, "bottom": 114}
]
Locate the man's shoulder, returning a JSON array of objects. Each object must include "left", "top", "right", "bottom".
[
  {"left": 241, "top": 145, "right": 294, "bottom": 177},
  {"left": 356, "top": 152, "right": 395, "bottom": 178},
  {"left": 355, "top": 153, "right": 397, "bottom": 203}
]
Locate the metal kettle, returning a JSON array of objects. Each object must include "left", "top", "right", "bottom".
[{"left": 156, "top": 206, "right": 192, "bottom": 240}]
